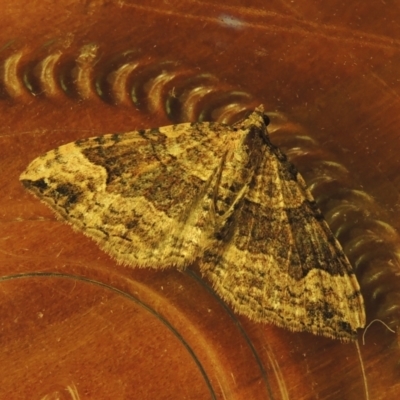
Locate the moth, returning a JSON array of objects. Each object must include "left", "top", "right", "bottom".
[{"left": 20, "top": 106, "right": 366, "bottom": 341}]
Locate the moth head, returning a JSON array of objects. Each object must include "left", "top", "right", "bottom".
[{"left": 233, "top": 105, "right": 270, "bottom": 134}]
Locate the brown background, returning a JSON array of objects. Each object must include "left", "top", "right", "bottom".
[{"left": 1, "top": 1, "right": 400, "bottom": 399}]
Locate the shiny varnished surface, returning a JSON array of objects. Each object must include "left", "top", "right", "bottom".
[{"left": 1, "top": 1, "right": 399, "bottom": 399}]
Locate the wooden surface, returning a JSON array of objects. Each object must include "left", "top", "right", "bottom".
[{"left": 1, "top": 1, "right": 400, "bottom": 399}]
